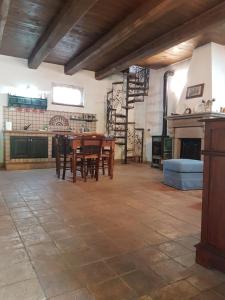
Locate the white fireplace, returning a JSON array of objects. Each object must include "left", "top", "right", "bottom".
[{"left": 167, "top": 112, "right": 225, "bottom": 159}]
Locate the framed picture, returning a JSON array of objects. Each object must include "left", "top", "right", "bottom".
[{"left": 186, "top": 84, "right": 204, "bottom": 99}]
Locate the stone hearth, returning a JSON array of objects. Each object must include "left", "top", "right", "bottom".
[{"left": 167, "top": 112, "right": 225, "bottom": 159}]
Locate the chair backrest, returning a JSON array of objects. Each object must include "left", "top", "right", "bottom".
[
  {"left": 55, "top": 134, "right": 71, "bottom": 155},
  {"left": 80, "top": 135, "right": 103, "bottom": 155}
]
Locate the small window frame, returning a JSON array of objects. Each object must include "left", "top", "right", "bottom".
[{"left": 52, "top": 83, "right": 84, "bottom": 107}]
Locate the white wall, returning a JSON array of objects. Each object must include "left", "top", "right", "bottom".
[
  {"left": 211, "top": 43, "right": 225, "bottom": 112},
  {"left": 176, "top": 43, "right": 213, "bottom": 114},
  {"left": 2, "top": 42, "right": 225, "bottom": 164},
  {"left": 139, "top": 42, "right": 225, "bottom": 162},
  {"left": 135, "top": 60, "right": 190, "bottom": 162},
  {"left": 0, "top": 55, "right": 121, "bottom": 163}
]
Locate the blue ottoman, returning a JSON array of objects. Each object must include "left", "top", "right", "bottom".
[{"left": 163, "top": 159, "right": 203, "bottom": 190}]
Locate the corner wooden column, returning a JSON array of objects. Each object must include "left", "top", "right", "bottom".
[{"left": 196, "top": 118, "right": 225, "bottom": 271}]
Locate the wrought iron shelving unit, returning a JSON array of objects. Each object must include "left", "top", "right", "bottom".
[{"left": 106, "top": 66, "right": 150, "bottom": 164}]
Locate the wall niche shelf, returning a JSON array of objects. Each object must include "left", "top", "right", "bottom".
[{"left": 70, "top": 116, "right": 97, "bottom": 122}]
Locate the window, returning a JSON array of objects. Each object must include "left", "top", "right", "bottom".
[{"left": 52, "top": 84, "right": 84, "bottom": 107}]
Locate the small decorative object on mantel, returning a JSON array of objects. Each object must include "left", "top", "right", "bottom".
[
  {"left": 196, "top": 99, "right": 215, "bottom": 113},
  {"left": 186, "top": 84, "right": 204, "bottom": 99},
  {"left": 220, "top": 107, "right": 225, "bottom": 113},
  {"left": 184, "top": 107, "right": 192, "bottom": 114},
  {"left": 202, "top": 98, "right": 215, "bottom": 112}
]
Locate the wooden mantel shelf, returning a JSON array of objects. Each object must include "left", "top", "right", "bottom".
[{"left": 166, "top": 112, "right": 225, "bottom": 121}]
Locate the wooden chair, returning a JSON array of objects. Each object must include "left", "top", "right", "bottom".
[
  {"left": 72, "top": 135, "right": 103, "bottom": 182},
  {"left": 101, "top": 147, "right": 110, "bottom": 176},
  {"left": 103, "top": 138, "right": 115, "bottom": 179},
  {"left": 55, "top": 134, "right": 72, "bottom": 180}
]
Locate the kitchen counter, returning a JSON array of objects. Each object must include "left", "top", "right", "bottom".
[
  {"left": 3, "top": 130, "right": 72, "bottom": 135},
  {"left": 3, "top": 130, "right": 59, "bottom": 170},
  {"left": 3, "top": 130, "right": 101, "bottom": 170}
]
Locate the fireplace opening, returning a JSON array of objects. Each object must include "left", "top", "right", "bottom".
[{"left": 180, "top": 138, "right": 201, "bottom": 160}]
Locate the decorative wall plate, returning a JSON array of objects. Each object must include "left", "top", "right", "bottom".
[{"left": 49, "top": 115, "right": 69, "bottom": 127}]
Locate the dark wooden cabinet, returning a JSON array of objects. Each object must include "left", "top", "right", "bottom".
[
  {"left": 10, "top": 137, "right": 30, "bottom": 159},
  {"left": 196, "top": 118, "right": 225, "bottom": 271},
  {"left": 10, "top": 136, "right": 48, "bottom": 159},
  {"left": 30, "top": 137, "right": 48, "bottom": 158}
]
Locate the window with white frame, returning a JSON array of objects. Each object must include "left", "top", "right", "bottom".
[{"left": 52, "top": 84, "right": 84, "bottom": 107}]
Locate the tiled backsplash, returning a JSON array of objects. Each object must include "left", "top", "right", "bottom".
[{"left": 3, "top": 107, "right": 97, "bottom": 132}]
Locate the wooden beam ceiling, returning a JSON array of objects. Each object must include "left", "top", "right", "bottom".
[
  {"left": 28, "top": 0, "right": 98, "bottom": 69},
  {"left": 95, "top": 1, "right": 225, "bottom": 80},
  {"left": 0, "top": 0, "right": 11, "bottom": 47},
  {"left": 1, "top": 0, "right": 225, "bottom": 78},
  {"left": 65, "top": 0, "right": 186, "bottom": 75}
]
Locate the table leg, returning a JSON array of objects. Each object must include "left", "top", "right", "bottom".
[
  {"left": 72, "top": 150, "right": 77, "bottom": 183},
  {"left": 110, "top": 150, "right": 114, "bottom": 179}
]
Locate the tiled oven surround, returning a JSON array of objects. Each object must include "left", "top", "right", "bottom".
[
  {"left": 3, "top": 107, "right": 97, "bottom": 170},
  {"left": 3, "top": 107, "right": 97, "bottom": 132}
]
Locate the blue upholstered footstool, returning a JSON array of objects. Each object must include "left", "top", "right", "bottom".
[{"left": 163, "top": 159, "right": 203, "bottom": 190}]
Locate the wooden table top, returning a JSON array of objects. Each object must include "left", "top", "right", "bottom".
[{"left": 55, "top": 132, "right": 114, "bottom": 140}]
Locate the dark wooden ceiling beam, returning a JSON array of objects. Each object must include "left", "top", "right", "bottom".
[
  {"left": 0, "top": 0, "right": 11, "bottom": 47},
  {"left": 65, "top": 0, "right": 185, "bottom": 75},
  {"left": 95, "top": 1, "right": 225, "bottom": 80},
  {"left": 28, "top": 0, "right": 98, "bottom": 69}
]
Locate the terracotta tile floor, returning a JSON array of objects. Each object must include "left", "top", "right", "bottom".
[{"left": 0, "top": 164, "right": 225, "bottom": 300}]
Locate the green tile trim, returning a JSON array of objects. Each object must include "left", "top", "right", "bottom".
[{"left": 8, "top": 95, "right": 47, "bottom": 110}]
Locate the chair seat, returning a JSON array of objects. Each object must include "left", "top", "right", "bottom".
[
  {"left": 76, "top": 154, "right": 99, "bottom": 159},
  {"left": 71, "top": 135, "right": 103, "bottom": 182}
]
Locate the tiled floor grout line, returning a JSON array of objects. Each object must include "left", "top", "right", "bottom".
[
  {"left": 0, "top": 166, "right": 222, "bottom": 300},
  {"left": 0, "top": 205, "right": 47, "bottom": 299},
  {"left": 4, "top": 193, "right": 49, "bottom": 299},
  {"left": 125, "top": 187, "right": 201, "bottom": 225},
  {"left": 15, "top": 189, "right": 131, "bottom": 298}
]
